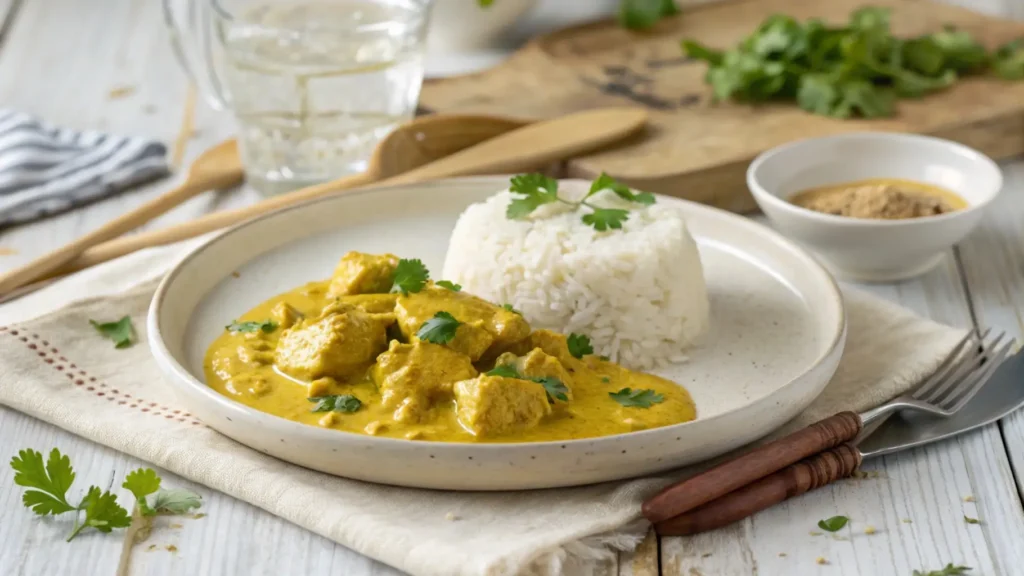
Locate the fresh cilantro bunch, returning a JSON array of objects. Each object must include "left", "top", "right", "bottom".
[
  {"left": 11, "top": 448, "right": 202, "bottom": 542},
  {"left": 684, "top": 7, "right": 1024, "bottom": 119},
  {"left": 506, "top": 172, "right": 655, "bottom": 231}
]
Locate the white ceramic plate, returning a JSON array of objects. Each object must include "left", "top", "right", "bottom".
[{"left": 149, "top": 177, "right": 846, "bottom": 490}]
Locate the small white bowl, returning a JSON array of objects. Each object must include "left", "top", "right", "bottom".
[{"left": 747, "top": 132, "right": 1003, "bottom": 282}]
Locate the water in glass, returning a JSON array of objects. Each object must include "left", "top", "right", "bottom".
[{"left": 218, "top": 1, "right": 429, "bottom": 194}]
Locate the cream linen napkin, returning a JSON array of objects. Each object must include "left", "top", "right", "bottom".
[{"left": 0, "top": 246, "right": 965, "bottom": 576}]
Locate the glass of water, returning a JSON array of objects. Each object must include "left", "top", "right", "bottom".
[{"left": 164, "top": 0, "right": 432, "bottom": 194}]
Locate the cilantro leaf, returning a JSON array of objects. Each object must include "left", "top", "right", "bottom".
[
  {"left": 416, "top": 312, "right": 461, "bottom": 345},
  {"left": 567, "top": 333, "right": 594, "bottom": 359},
  {"left": 486, "top": 364, "right": 521, "bottom": 378},
  {"left": 994, "top": 38, "right": 1024, "bottom": 80},
  {"left": 436, "top": 280, "right": 462, "bottom": 292},
  {"left": 390, "top": 258, "right": 430, "bottom": 295},
  {"left": 308, "top": 395, "right": 362, "bottom": 413},
  {"left": 501, "top": 303, "right": 522, "bottom": 315},
  {"left": 609, "top": 388, "right": 665, "bottom": 408},
  {"left": 483, "top": 364, "right": 568, "bottom": 402},
  {"left": 535, "top": 376, "right": 569, "bottom": 403},
  {"left": 587, "top": 173, "right": 656, "bottom": 205},
  {"left": 73, "top": 487, "right": 131, "bottom": 540},
  {"left": 11, "top": 448, "right": 76, "bottom": 515},
  {"left": 506, "top": 173, "right": 560, "bottom": 220},
  {"left": 683, "top": 40, "right": 724, "bottom": 66},
  {"left": 619, "top": 0, "right": 678, "bottom": 30},
  {"left": 89, "top": 316, "right": 135, "bottom": 349},
  {"left": 582, "top": 208, "right": 630, "bottom": 231},
  {"left": 930, "top": 27, "right": 988, "bottom": 73},
  {"left": 817, "top": 515, "right": 849, "bottom": 532},
  {"left": 148, "top": 488, "right": 203, "bottom": 515},
  {"left": 122, "top": 468, "right": 161, "bottom": 516},
  {"left": 912, "top": 564, "right": 972, "bottom": 576},
  {"left": 225, "top": 319, "right": 277, "bottom": 334}
]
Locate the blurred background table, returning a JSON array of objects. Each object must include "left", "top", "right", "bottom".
[{"left": 1, "top": 1, "right": 1023, "bottom": 575}]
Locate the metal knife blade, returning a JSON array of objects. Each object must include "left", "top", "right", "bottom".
[{"left": 858, "top": 345, "right": 1024, "bottom": 458}]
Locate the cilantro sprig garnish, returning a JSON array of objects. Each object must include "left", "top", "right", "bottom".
[
  {"left": 416, "top": 311, "right": 461, "bottom": 344},
  {"left": 11, "top": 448, "right": 201, "bottom": 542},
  {"left": 683, "top": 7, "right": 1024, "bottom": 119},
  {"left": 485, "top": 364, "right": 569, "bottom": 403},
  {"left": 506, "top": 172, "right": 655, "bottom": 231},
  {"left": 225, "top": 319, "right": 278, "bottom": 334},
  {"left": 89, "top": 316, "right": 135, "bottom": 349},
  {"left": 609, "top": 388, "right": 665, "bottom": 408},
  {"left": 390, "top": 258, "right": 430, "bottom": 296},
  {"left": 567, "top": 333, "right": 594, "bottom": 359},
  {"left": 501, "top": 303, "right": 522, "bottom": 315},
  {"left": 436, "top": 280, "right": 462, "bottom": 292},
  {"left": 308, "top": 395, "right": 362, "bottom": 413}
]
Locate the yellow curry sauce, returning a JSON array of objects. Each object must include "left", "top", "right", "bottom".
[{"left": 204, "top": 252, "right": 696, "bottom": 443}]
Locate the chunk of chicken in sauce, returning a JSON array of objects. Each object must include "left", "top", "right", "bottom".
[
  {"left": 395, "top": 286, "right": 530, "bottom": 361},
  {"left": 274, "top": 304, "right": 389, "bottom": 381},
  {"left": 326, "top": 252, "right": 399, "bottom": 298},
  {"left": 372, "top": 341, "right": 477, "bottom": 423},
  {"left": 454, "top": 375, "right": 552, "bottom": 437}
]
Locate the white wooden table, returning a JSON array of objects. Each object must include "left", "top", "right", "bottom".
[{"left": 2, "top": 1, "right": 1024, "bottom": 575}]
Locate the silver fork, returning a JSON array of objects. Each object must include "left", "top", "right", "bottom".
[{"left": 859, "top": 328, "right": 1014, "bottom": 426}]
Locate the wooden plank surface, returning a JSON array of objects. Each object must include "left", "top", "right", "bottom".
[
  {"left": 2, "top": 0, "right": 1024, "bottom": 575},
  {"left": 421, "top": 0, "right": 1024, "bottom": 213}
]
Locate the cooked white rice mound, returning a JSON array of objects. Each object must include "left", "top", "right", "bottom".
[{"left": 441, "top": 181, "right": 709, "bottom": 370}]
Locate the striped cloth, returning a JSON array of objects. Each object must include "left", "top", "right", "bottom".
[{"left": 0, "top": 109, "right": 169, "bottom": 228}]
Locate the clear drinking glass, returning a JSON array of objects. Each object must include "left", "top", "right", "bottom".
[{"left": 164, "top": 0, "right": 433, "bottom": 194}]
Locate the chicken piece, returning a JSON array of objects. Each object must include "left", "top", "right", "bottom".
[
  {"left": 395, "top": 287, "right": 530, "bottom": 360},
  {"left": 526, "top": 329, "right": 578, "bottom": 366},
  {"left": 326, "top": 252, "right": 399, "bottom": 297},
  {"left": 318, "top": 299, "right": 396, "bottom": 329},
  {"left": 274, "top": 307, "right": 388, "bottom": 381},
  {"left": 372, "top": 341, "right": 477, "bottom": 423},
  {"left": 494, "top": 348, "right": 575, "bottom": 398},
  {"left": 270, "top": 302, "right": 304, "bottom": 330},
  {"left": 454, "top": 375, "right": 551, "bottom": 437},
  {"left": 336, "top": 293, "right": 399, "bottom": 314}
]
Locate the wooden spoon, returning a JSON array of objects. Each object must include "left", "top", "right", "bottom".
[
  {"left": 0, "top": 140, "right": 244, "bottom": 295},
  {"left": 52, "top": 107, "right": 646, "bottom": 278}
]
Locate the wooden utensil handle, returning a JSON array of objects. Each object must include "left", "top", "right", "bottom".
[
  {"left": 654, "top": 444, "right": 862, "bottom": 536},
  {"left": 641, "top": 411, "right": 862, "bottom": 524}
]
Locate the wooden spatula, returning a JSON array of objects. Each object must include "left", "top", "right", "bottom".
[{"left": 51, "top": 107, "right": 647, "bottom": 279}]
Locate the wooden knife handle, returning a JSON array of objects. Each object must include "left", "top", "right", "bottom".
[
  {"left": 654, "top": 444, "right": 862, "bottom": 536},
  {"left": 641, "top": 411, "right": 862, "bottom": 524}
]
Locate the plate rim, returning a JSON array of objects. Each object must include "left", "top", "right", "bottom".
[{"left": 148, "top": 176, "right": 847, "bottom": 452}]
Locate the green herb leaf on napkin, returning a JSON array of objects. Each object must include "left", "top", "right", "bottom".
[{"left": 90, "top": 316, "right": 135, "bottom": 348}]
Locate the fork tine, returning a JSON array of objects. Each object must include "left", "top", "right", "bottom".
[
  {"left": 946, "top": 337, "right": 1015, "bottom": 413},
  {"left": 910, "top": 329, "right": 986, "bottom": 401},
  {"left": 923, "top": 332, "right": 1006, "bottom": 405}
]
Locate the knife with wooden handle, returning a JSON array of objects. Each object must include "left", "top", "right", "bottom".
[
  {"left": 654, "top": 444, "right": 862, "bottom": 535},
  {"left": 641, "top": 411, "right": 862, "bottom": 524}
]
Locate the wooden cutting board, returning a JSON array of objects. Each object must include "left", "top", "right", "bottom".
[{"left": 420, "top": 0, "right": 1024, "bottom": 212}]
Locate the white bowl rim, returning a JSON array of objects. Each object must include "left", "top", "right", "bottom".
[
  {"left": 747, "top": 131, "right": 1004, "bottom": 228},
  {"left": 148, "top": 176, "right": 847, "bottom": 453}
]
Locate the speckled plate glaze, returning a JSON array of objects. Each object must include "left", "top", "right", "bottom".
[{"left": 149, "top": 177, "right": 846, "bottom": 490}]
